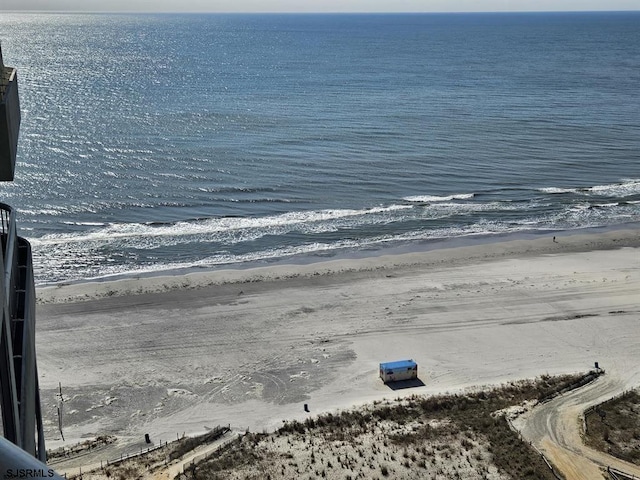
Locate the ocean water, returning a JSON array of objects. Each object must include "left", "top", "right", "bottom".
[{"left": 0, "top": 12, "right": 639, "bottom": 285}]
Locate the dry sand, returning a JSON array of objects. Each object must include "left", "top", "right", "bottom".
[{"left": 35, "top": 228, "right": 640, "bottom": 470}]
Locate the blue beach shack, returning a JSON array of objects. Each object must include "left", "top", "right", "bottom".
[{"left": 379, "top": 359, "right": 418, "bottom": 383}]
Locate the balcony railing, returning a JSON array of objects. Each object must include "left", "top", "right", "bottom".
[
  {"left": 0, "top": 43, "right": 52, "bottom": 473},
  {"left": 0, "top": 202, "right": 46, "bottom": 462}
]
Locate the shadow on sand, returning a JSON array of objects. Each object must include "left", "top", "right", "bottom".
[{"left": 384, "top": 378, "right": 425, "bottom": 391}]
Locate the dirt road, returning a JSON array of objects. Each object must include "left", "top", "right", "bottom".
[{"left": 515, "top": 373, "right": 640, "bottom": 480}]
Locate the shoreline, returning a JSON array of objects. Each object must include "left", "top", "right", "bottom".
[
  {"left": 36, "top": 224, "right": 640, "bottom": 305},
  {"left": 35, "top": 225, "right": 640, "bottom": 456}
]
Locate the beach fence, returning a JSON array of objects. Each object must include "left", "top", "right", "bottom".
[
  {"left": 504, "top": 405, "right": 561, "bottom": 480},
  {"left": 60, "top": 440, "right": 171, "bottom": 479},
  {"left": 181, "top": 434, "right": 241, "bottom": 474},
  {"left": 582, "top": 390, "right": 638, "bottom": 480},
  {"left": 105, "top": 439, "right": 170, "bottom": 467},
  {"left": 583, "top": 389, "right": 632, "bottom": 436},
  {"left": 523, "top": 440, "right": 563, "bottom": 480},
  {"left": 59, "top": 425, "right": 232, "bottom": 479},
  {"left": 606, "top": 466, "right": 637, "bottom": 480},
  {"left": 538, "top": 369, "right": 604, "bottom": 405}
]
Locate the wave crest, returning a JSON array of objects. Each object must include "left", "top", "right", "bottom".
[{"left": 403, "top": 193, "right": 475, "bottom": 202}]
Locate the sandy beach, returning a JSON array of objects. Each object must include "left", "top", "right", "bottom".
[{"left": 35, "top": 228, "right": 640, "bottom": 460}]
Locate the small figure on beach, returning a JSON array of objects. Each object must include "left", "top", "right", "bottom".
[{"left": 553, "top": 236, "right": 557, "bottom": 243}]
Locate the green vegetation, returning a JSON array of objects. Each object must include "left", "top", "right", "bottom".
[
  {"left": 584, "top": 389, "right": 640, "bottom": 465},
  {"left": 184, "top": 373, "right": 597, "bottom": 479},
  {"left": 169, "top": 426, "right": 230, "bottom": 462}
]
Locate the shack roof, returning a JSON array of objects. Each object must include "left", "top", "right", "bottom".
[{"left": 380, "top": 359, "right": 417, "bottom": 370}]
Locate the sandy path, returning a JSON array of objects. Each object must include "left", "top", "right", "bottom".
[
  {"left": 34, "top": 229, "right": 640, "bottom": 470},
  {"left": 146, "top": 430, "right": 238, "bottom": 480},
  {"left": 516, "top": 373, "right": 640, "bottom": 479}
]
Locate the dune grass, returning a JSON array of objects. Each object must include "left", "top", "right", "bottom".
[
  {"left": 584, "top": 389, "right": 640, "bottom": 465},
  {"left": 183, "top": 373, "right": 597, "bottom": 479}
]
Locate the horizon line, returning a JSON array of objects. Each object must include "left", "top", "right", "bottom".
[
  {"left": 0, "top": 7, "right": 640, "bottom": 15},
  {"left": 2, "top": 9, "right": 640, "bottom": 14}
]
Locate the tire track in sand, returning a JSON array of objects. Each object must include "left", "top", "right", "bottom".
[{"left": 515, "top": 374, "right": 640, "bottom": 480}]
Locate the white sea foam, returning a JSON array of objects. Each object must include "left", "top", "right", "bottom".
[
  {"left": 29, "top": 200, "right": 548, "bottom": 252},
  {"left": 588, "top": 179, "right": 640, "bottom": 197},
  {"left": 29, "top": 205, "right": 415, "bottom": 246},
  {"left": 591, "top": 202, "right": 620, "bottom": 208},
  {"left": 539, "top": 179, "right": 640, "bottom": 197},
  {"left": 404, "top": 193, "right": 475, "bottom": 202},
  {"left": 9, "top": 14, "right": 640, "bottom": 286},
  {"left": 538, "top": 187, "right": 578, "bottom": 194}
]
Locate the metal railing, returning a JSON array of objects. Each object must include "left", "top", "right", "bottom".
[
  {"left": 0, "top": 43, "right": 50, "bottom": 473},
  {"left": 0, "top": 202, "right": 46, "bottom": 462},
  {"left": 0, "top": 202, "right": 21, "bottom": 448},
  {"left": 1, "top": 436, "right": 64, "bottom": 480}
]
